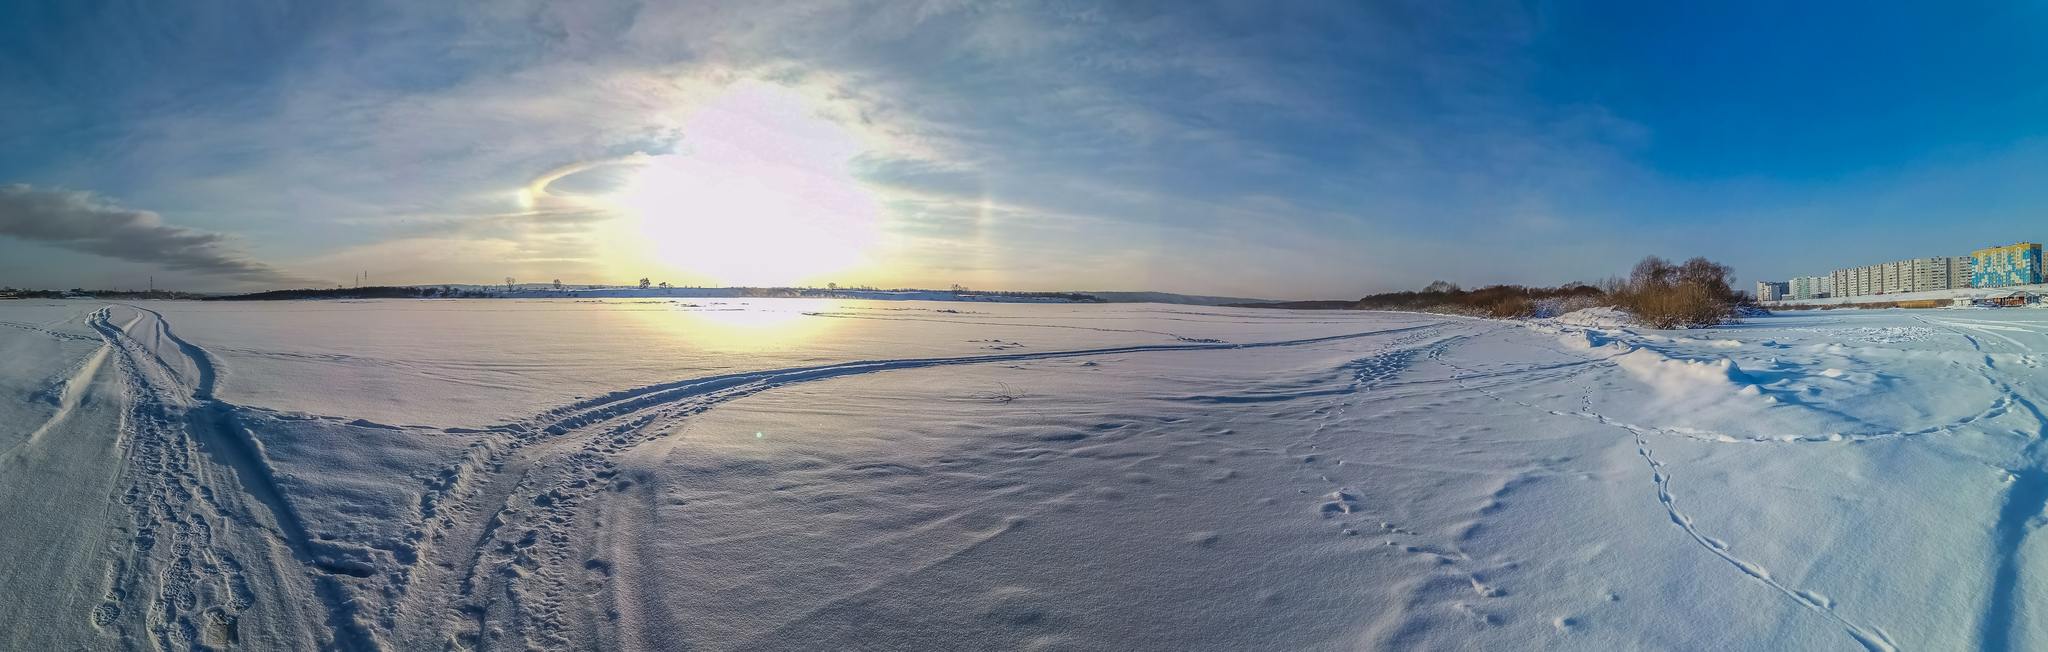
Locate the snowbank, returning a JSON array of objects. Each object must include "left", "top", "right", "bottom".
[
  {"left": 1548, "top": 306, "right": 1635, "bottom": 329},
  {"left": 1612, "top": 348, "right": 1752, "bottom": 397}
]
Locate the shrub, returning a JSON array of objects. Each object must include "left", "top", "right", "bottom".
[
  {"left": 1486, "top": 296, "right": 1537, "bottom": 318},
  {"left": 1349, "top": 254, "right": 1748, "bottom": 329},
  {"left": 1599, "top": 256, "right": 1748, "bottom": 328},
  {"left": 1355, "top": 282, "right": 1601, "bottom": 317}
]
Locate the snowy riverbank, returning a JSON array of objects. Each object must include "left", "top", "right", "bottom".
[{"left": 0, "top": 299, "right": 2041, "bottom": 649}]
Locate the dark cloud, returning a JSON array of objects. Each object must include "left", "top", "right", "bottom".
[{"left": 0, "top": 184, "right": 300, "bottom": 283}]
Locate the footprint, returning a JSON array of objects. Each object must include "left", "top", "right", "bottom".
[
  {"left": 1454, "top": 602, "right": 1501, "bottom": 627},
  {"left": 201, "top": 607, "right": 238, "bottom": 646},
  {"left": 1794, "top": 589, "right": 1835, "bottom": 609},
  {"left": 1469, "top": 578, "right": 1505, "bottom": 598},
  {"left": 91, "top": 602, "right": 119, "bottom": 627},
  {"left": 1318, "top": 491, "right": 1359, "bottom": 517}
]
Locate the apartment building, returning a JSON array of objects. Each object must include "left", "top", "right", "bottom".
[
  {"left": 1788, "top": 275, "right": 1832, "bottom": 300},
  {"left": 1829, "top": 256, "right": 1972, "bottom": 298},
  {"left": 1971, "top": 243, "right": 2043, "bottom": 288},
  {"left": 1756, "top": 281, "right": 1789, "bottom": 301}
]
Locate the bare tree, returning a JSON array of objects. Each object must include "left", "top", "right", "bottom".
[
  {"left": 552, "top": 279, "right": 563, "bottom": 291},
  {"left": 1676, "top": 257, "right": 1735, "bottom": 298},
  {"left": 1630, "top": 256, "right": 1678, "bottom": 288},
  {"left": 639, "top": 278, "right": 651, "bottom": 289},
  {"left": 1610, "top": 255, "right": 1740, "bottom": 329},
  {"left": 505, "top": 277, "right": 516, "bottom": 293}
]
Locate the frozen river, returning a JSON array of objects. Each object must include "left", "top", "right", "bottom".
[{"left": 1, "top": 299, "right": 2044, "bottom": 650}]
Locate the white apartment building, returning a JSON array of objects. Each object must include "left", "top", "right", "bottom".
[
  {"left": 1829, "top": 257, "right": 1972, "bottom": 298},
  {"left": 1757, "top": 281, "right": 1790, "bottom": 301},
  {"left": 1788, "top": 275, "right": 1832, "bottom": 300}
]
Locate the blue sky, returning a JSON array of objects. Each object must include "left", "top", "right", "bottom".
[{"left": 3, "top": 0, "right": 2046, "bottom": 297}]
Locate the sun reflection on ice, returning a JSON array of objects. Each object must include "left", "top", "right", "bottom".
[{"left": 630, "top": 299, "right": 838, "bottom": 349}]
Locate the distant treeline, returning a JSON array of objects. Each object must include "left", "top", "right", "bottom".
[
  {"left": 944, "top": 289, "right": 1105, "bottom": 303},
  {"left": 0, "top": 288, "right": 209, "bottom": 300},
  {"left": 1229, "top": 300, "right": 1358, "bottom": 310},
  {"left": 1232, "top": 256, "right": 1759, "bottom": 329},
  {"left": 1353, "top": 282, "right": 1604, "bottom": 318},
  {"left": 1, "top": 289, "right": 68, "bottom": 299},
  {"left": 207, "top": 286, "right": 496, "bottom": 301}
]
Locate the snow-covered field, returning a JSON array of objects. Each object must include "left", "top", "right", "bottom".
[{"left": 2, "top": 299, "right": 2045, "bottom": 650}]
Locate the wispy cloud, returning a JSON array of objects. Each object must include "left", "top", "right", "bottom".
[
  {"left": 0, "top": 0, "right": 1730, "bottom": 294},
  {"left": 0, "top": 184, "right": 303, "bottom": 283}
]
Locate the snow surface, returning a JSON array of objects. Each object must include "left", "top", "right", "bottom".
[
  {"left": 2, "top": 300, "right": 2046, "bottom": 650},
  {"left": 494, "top": 287, "right": 1089, "bottom": 302}
]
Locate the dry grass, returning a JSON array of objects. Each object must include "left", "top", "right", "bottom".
[
  {"left": 1354, "top": 282, "right": 1601, "bottom": 318},
  {"left": 1349, "top": 255, "right": 1752, "bottom": 328},
  {"left": 1592, "top": 255, "right": 1752, "bottom": 329},
  {"left": 1486, "top": 296, "right": 1537, "bottom": 318},
  {"left": 1604, "top": 282, "right": 1728, "bottom": 329}
]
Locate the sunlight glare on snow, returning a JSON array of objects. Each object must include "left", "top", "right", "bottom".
[
  {"left": 618, "top": 83, "right": 882, "bottom": 288},
  {"left": 639, "top": 300, "right": 833, "bottom": 348}
]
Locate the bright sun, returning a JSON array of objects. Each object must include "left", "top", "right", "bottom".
[{"left": 615, "top": 83, "right": 882, "bottom": 288}]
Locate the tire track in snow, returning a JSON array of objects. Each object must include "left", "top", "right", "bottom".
[
  {"left": 389, "top": 320, "right": 1459, "bottom": 649},
  {"left": 519, "top": 322, "right": 1445, "bottom": 436},
  {"left": 1930, "top": 320, "right": 2037, "bottom": 352},
  {"left": 0, "top": 317, "right": 101, "bottom": 342},
  {"left": 90, "top": 305, "right": 378, "bottom": 651},
  {"left": 1548, "top": 399, "right": 2016, "bottom": 446}
]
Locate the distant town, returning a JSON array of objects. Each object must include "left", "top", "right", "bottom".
[{"left": 1757, "top": 241, "right": 2044, "bottom": 304}]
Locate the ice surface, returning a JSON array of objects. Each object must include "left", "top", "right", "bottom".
[
  {"left": 144, "top": 300, "right": 1413, "bottom": 428},
  {"left": 3, "top": 299, "right": 2047, "bottom": 650}
]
